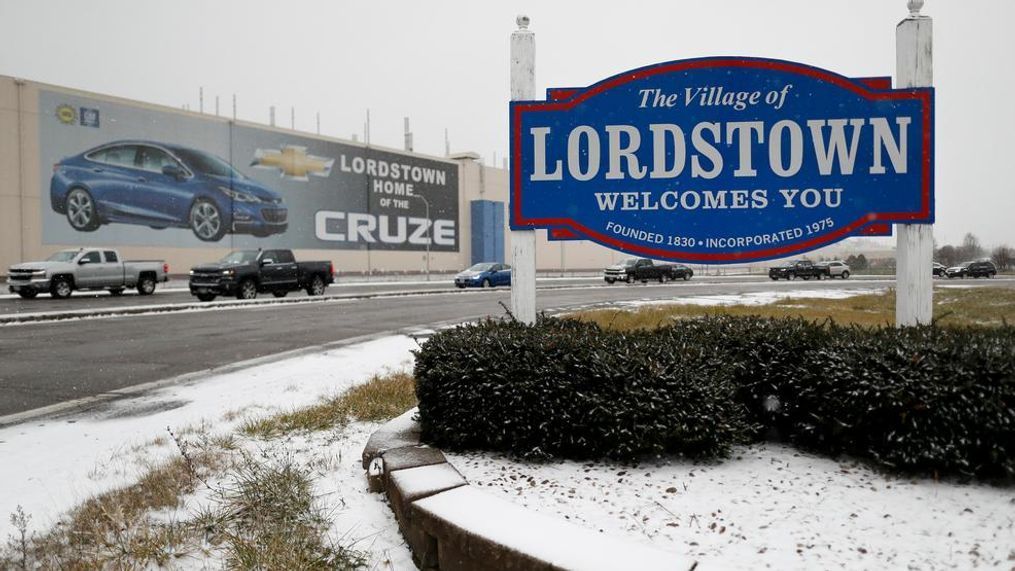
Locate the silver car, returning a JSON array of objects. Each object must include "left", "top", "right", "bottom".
[{"left": 822, "top": 260, "right": 851, "bottom": 279}]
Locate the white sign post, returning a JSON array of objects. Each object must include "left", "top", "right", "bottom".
[
  {"left": 896, "top": 0, "right": 934, "bottom": 326},
  {"left": 510, "top": 15, "right": 537, "bottom": 324}
]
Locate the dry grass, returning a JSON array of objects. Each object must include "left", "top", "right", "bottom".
[
  {"left": 1, "top": 434, "right": 369, "bottom": 569},
  {"left": 241, "top": 371, "right": 417, "bottom": 439},
  {"left": 573, "top": 287, "right": 1015, "bottom": 331},
  {"left": 0, "top": 371, "right": 419, "bottom": 569},
  {"left": 0, "top": 437, "right": 227, "bottom": 570},
  {"left": 194, "top": 450, "right": 367, "bottom": 570}
]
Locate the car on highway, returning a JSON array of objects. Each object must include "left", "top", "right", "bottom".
[
  {"left": 933, "top": 262, "right": 947, "bottom": 277},
  {"left": 50, "top": 141, "right": 288, "bottom": 242},
  {"left": 816, "top": 260, "right": 851, "bottom": 279},
  {"left": 7, "top": 248, "right": 168, "bottom": 299},
  {"left": 604, "top": 258, "right": 692, "bottom": 283},
  {"left": 945, "top": 259, "right": 997, "bottom": 279},
  {"left": 768, "top": 259, "right": 830, "bottom": 280},
  {"left": 454, "top": 262, "right": 512, "bottom": 288},
  {"left": 189, "top": 249, "right": 334, "bottom": 301}
]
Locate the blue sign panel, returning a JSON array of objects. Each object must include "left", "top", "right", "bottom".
[{"left": 510, "top": 57, "right": 934, "bottom": 263}]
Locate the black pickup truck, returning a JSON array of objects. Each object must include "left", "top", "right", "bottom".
[
  {"left": 768, "top": 259, "right": 830, "bottom": 281},
  {"left": 604, "top": 258, "right": 693, "bottom": 283},
  {"left": 189, "top": 249, "right": 334, "bottom": 301}
]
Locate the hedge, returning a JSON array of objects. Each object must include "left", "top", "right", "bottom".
[{"left": 414, "top": 315, "right": 1015, "bottom": 479}]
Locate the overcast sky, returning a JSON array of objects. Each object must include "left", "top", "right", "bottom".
[{"left": 1, "top": 0, "right": 1012, "bottom": 248}]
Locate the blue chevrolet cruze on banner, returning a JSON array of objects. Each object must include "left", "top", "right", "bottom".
[{"left": 50, "top": 141, "right": 287, "bottom": 241}]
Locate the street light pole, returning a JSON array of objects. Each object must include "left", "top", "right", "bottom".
[{"left": 413, "top": 194, "right": 431, "bottom": 281}]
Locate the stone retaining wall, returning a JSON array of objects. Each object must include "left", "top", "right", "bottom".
[{"left": 362, "top": 408, "right": 692, "bottom": 570}]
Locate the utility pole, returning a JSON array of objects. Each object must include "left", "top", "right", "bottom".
[
  {"left": 404, "top": 117, "right": 413, "bottom": 152},
  {"left": 199, "top": 86, "right": 204, "bottom": 113},
  {"left": 510, "top": 15, "right": 537, "bottom": 324},
  {"left": 895, "top": 0, "right": 933, "bottom": 326},
  {"left": 413, "top": 194, "right": 431, "bottom": 281},
  {"left": 269, "top": 106, "right": 275, "bottom": 127}
]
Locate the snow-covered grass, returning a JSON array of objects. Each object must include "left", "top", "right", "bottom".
[
  {"left": 613, "top": 288, "right": 876, "bottom": 308},
  {"left": 0, "top": 335, "right": 419, "bottom": 568},
  {"left": 447, "top": 445, "right": 1015, "bottom": 569},
  {"left": 5, "top": 285, "right": 1013, "bottom": 568},
  {"left": 575, "top": 286, "right": 1015, "bottom": 329}
]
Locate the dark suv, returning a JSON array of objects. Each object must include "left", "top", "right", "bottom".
[{"left": 945, "top": 260, "right": 997, "bottom": 279}]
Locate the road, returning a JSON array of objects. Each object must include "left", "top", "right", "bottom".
[
  {"left": 0, "top": 274, "right": 833, "bottom": 315},
  {"left": 2, "top": 277, "right": 1012, "bottom": 421}
]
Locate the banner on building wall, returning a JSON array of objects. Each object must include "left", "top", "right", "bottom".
[{"left": 39, "top": 90, "right": 459, "bottom": 252}]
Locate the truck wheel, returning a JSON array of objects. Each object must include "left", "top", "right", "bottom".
[
  {"left": 788, "top": 273, "right": 796, "bottom": 280},
  {"left": 273, "top": 290, "right": 288, "bottom": 298},
  {"left": 17, "top": 290, "right": 38, "bottom": 299},
  {"left": 605, "top": 278, "right": 615, "bottom": 284},
  {"left": 50, "top": 277, "right": 73, "bottom": 299},
  {"left": 189, "top": 199, "right": 226, "bottom": 242},
  {"left": 841, "top": 271, "right": 850, "bottom": 279},
  {"left": 683, "top": 273, "right": 691, "bottom": 281},
  {"left": 108, "top": 288, "right": 124, "bottom": 296},
  {"left": 65, "top": 188, "right": 100, "bottom": 232},
  {"left": 196, "top": 293, "right": 217, "bottom": 302},
  {"left": 137, "top": 275, "right": 156, "bottom": 295},
  {"left": 658, "top": 275, "right": 666, "bottom": 283},
  {"left": 306, "top": 275, "right": 325, "bottom": 296},
  {"left": 237, "top": 279, "right": 258, "bottom": 300}
]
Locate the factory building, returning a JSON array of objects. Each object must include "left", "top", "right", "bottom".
[{"left": 0, "top": 74, "right": 628, "bottom": 277}]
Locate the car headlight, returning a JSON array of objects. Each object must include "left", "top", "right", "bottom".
[
  {"left": 221, "top": 269, "right": 235, "bottom": 276},
  {"left": 218, "top": 186, "right": 263, "bottom": 203},
  {"left": 31, "top": 269, "right": 47, "bottom": 276},
  {"left": 189, "top": 270, "right": 195, "bottom": 275}
]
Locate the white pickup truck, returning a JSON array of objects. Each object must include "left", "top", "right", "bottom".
[{"left": 7, "top": 248, "right": 169, "bottom": 299}]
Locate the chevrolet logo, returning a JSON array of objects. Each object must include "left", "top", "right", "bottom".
[{"left": 251, "top": 145, "right": 333, "bottom": 181}]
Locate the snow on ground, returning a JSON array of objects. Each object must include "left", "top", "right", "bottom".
[
  {"left": 447, "top": 445, "right": 1015, "bottom": 570},
  {"left": 612, "top": 288, "right": 881, "bottom": 309},
  {"left": 0, "top": 335, "right": 418, "bottom": 568}
]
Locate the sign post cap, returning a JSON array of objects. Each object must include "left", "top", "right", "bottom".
[
  {"left": 516, "top": 15, "right": 530, "bottom": 30},
  {"left": 907, "top": 0, "right": 924, "bottom": 17}
]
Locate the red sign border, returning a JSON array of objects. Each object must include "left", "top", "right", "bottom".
[{"left": 510, "top": 57, "right": 933, "bottom": 262}]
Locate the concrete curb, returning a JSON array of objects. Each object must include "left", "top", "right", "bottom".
[{"left": 362, "top": 409, "right": 693, "bottom": 570}]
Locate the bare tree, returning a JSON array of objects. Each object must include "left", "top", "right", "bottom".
[
  {"left": 935, "top": 244, "right": 959, "bottom": 267},
  {"left": 991, "top": 245, "right": 1013, "bottom": 271},
  {"left": 958, "top": 233, "right": 985, "bottom": 261}
]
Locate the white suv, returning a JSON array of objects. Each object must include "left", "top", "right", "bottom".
[{"left": 823, "top": 260, "right": 851, "bottom": 279}]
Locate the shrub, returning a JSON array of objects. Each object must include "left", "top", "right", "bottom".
[
  {"left": 414, "top": 317, "right": 755, "bottom": 460},
  {"left": 414, "top": 315, "right": 1015, "bottom": 479},
  {"left": 775, "top": 325, "right": 1015, "bottom": 479}
]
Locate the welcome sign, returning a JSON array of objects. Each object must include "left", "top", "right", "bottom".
[{"left": 510, "top": 57, "right": 934, "bottom": 262}]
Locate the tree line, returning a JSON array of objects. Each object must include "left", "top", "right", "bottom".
[{"left": 936, "top": 233, "right": 1013, "bottom": 270}]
